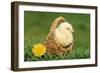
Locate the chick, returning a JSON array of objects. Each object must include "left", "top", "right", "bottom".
[
  {"left": 55, "top": 22, "right": 74, "bottom": 47},
  {"left": 44, "top": 16, "right": 74, "bottom": 55}
]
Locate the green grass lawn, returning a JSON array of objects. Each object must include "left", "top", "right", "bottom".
[{"left": 24, "top": 11, "right": 90, "bottom": 61}]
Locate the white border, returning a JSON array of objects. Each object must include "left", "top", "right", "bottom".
[{"left": 18, "top": 5, "right": 96, "bottom": 68}]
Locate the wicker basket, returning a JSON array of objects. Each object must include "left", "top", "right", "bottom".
[{"left": 44, "top": 16, "right": 73, "bottom": 55}]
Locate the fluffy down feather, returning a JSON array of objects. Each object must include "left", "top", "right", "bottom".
[{"left": 55, "top": 22, "right": 74, "bottom": 47}]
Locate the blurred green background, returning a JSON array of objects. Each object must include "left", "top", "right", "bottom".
[{"left": 24, "top": 11, "right": 90, "bottom": 61}]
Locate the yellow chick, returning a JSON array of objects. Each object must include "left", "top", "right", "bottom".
[{"left": 55, "top": 22, "right": 74, "bottom": 47}]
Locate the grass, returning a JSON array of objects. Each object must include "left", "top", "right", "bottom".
[
  {"left": 24, "top": 11, "right": 90, "bottom": 61},
  {"left": 24, "top": 38, "right": 90, "bottom": 61}
]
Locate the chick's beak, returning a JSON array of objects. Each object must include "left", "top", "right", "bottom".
[{"left": 71, "top": 29, "right": 74, "bottom": 32}]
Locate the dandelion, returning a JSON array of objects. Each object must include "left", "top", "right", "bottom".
[{"left": 32, "top": 43, "right": 46, "bottom": 57}]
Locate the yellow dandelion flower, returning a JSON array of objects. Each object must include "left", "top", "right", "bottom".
[{"left": 32, "top": 43, "right": 46, "bottom": 57}]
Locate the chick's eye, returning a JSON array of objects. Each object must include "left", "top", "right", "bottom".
[{"left": 67, "top": 28, "right": 70, "bottom": 30}]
